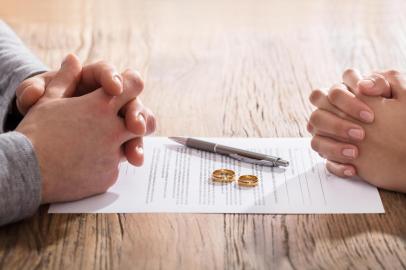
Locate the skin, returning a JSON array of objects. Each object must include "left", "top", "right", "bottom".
[
  {"left": 15, "top": 54, "right": 156, "bottom": 203},
  {"left": 16, "top": 53, "right": 156, "bottom": 166},
  {"left": 308, "top": 68, "right": 406, "bottom": 192}
]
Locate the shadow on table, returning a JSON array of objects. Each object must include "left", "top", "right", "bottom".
[
  {"left": 243, "top": 162, "right": 406, "bottom": 250},
  {"left": 309, "top": 190, "right": 406, "bottom": 240},
  {"left": 49, "top": 191, "right": 120, "bottom": 212},
  {"left": 235, "top": 163, "right": 406, "bottom": 268},
  {"left": 0, "top": 192, "right": 120, "bottom": 255}
]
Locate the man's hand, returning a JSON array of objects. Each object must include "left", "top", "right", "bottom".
[
  {"left": 16, "top": 55, "right": 123, "bottom": 115},
  {"left": 308, "top": 69, "right": 406, "bottom": 192},
  {"left": 16, "top": 55, "right": 153, "bottom": 203},
  {"left": 16, "top": 53, "right": 156, "bottom": 166}
]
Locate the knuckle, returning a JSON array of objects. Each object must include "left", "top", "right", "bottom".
[
  {"left": 325, "top": 162, "right": 339, "bottom": 176},
  {"left": 126, "top": 69, "right": 144, "bottom": 91},
  {"left": 306, "top": 122, "right": 313, "bottom": 133},
  {"left": 323, "top": 144, "right": 337, "bottom": 159},
  {"left": 372, "top": 72, "right": 385, "bottom": 80},
  {"left": 333, "top": 145, "right": 345, "bottom": 158},
  {"left": 309, "top": 89, "right": 323, "bottom": 104},
  {"left": 309, "top": 110, "right": 322, "bottom": 126},
  {"left": 16, "top": 79, "right": 32, "bottom": 95},
  {"left": 343, "top": 68, "right": 356, "bottom": 77},
  {"left": 385, "top": 69, "right": 400, "bottom": 77},
  {"left": 96, "top": 60, "right": 109, "bottom": 67},
  {"left": 336, "top": 111, "right": 347, "bottom": 119},
  {"left": 310, "top": 137, "right": 320, "bottom": 152},
  {"left": 102, "top": 63, "right": 116, "bottom": 73},
  {"left": 330, "top": 120, "right": 345, "bottom": 135},
  {"left": 328, "top": 87, "right": 344, "bottom": 104}
]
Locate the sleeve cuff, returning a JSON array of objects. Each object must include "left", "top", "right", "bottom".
[{"left": 0, "top": 131, "right": 41, "bottom": 225}]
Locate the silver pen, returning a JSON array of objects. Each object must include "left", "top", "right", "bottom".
[{"left": 169, "top": 137, "right": 289, "bottom": 167}]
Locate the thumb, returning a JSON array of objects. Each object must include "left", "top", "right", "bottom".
[
  {"left": 44, "top": 53, "right": 82, "bottom": 99},
  {"left": 377, "top": 70, "right": 406, "bottom": 100},
  {"left": 357, "top": 73, "right": 392, "bottom": 98}
]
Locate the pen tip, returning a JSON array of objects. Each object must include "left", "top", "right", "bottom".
[
  {"left": 168, "top": 136, "right": 187, "bottom": 145},
  {"left": 279, "top": 160, "right": 289, "bottom": 167}
]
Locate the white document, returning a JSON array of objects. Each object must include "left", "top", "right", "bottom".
[{"left": 49, "top": 137, "right": 384, "bottom": 214}]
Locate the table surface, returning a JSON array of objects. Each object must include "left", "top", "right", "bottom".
[{"left": 0, "top": 0, "right": 405, "bottom": 269}]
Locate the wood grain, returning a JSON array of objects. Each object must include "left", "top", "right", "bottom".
[{"left": 0, "top": 0, "right": 405, "bottom": 269}]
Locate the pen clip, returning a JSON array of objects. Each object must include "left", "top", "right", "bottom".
[{"left": 229, "top": 154, "right": 277, "bottom": 167}]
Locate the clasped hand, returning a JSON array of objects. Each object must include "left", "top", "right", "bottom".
[
  {"left": 308, "top": 68, "right": 406, "bottom": 192},
  {"left": 15, "top": 54, "right": 157, "bottom": 203}
]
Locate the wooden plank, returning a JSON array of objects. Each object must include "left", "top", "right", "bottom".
[{"left": 0, "top": 0, "right": 405, "bottom": 269}]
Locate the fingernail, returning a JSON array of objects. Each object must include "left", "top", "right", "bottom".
[
  {"left": 342, "top": 148, "right": 356, "bottom": 158},
  {"left": 135, "top": 113, "right": 146, "bottom": 135},
  {"left": 135, "top": 146, "right": 144, "bottom": 155},
  {"left": 113, "top": 74, "right": 123, "bottom": 93},
  {"left": 344, "top": 170, "right": 354, "bottom": 177},
  {"left": 137, "top": 113, "right": 146, "bottom": 124},
  {"left": 348, "top": 128, "right": 364, "bottom": 140},
  {"left": 359, "top": 110, "right": 374, "bottom": 123},
  {"left": 359, "top": 79, "right": 375, "bottom": 89}
]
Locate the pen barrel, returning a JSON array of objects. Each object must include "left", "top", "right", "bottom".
[
  {"left": 187, "top": 138, "right": 217, "bottom": 152},
  {"left": 215, "top": 145, "right": 266, "bottom": 160},
  {"left": 185, "top": 138, "right": 288, "bottom": 167}
]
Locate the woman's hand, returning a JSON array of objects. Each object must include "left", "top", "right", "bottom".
[{"left": 308, "top": 69, "right": 406, "bottom": 192}]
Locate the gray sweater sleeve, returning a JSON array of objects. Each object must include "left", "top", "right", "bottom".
[{"left": 0, "top": 20, "right": 48, "bottom": 225}]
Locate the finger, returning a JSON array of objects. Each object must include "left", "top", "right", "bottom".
[
  {"left": 15, "top": 76, "right": 41, "bottom": 98},
  {"left": 308, "top": 90, "right": 361, "bottom": 143},
  {"left": 309, "top": 109, "right": 365, "bottom": 141},
  {"left": 122, "top": 99, "right": 156, "bottom": 136},
  {"left": 327, "top": 83, "right": 374, "bottom": 123},
  {"left": 45, "top": 53, "right": 82, "bottom": 98},
  {"left": 16, "top": 78, "right": 46, "bottom": 115},
  {"left": 357, "top": 73, "right": 391, "bottom": 98},
  {"left": 309, "top": 123, "right": 353, "bottom": 143},
  {"left": 311, "top": 135, "right": 359, "bottom": 163},
  {"left": 123, "top": 99, "right": 146, "bottom": 136},
  {"left": 342, "top": 68, "right": 363, "bottom": 94},
  {"left": 326, "top": 160, "right": 357, "bottom": 178},
  {"left": 77, "top": 61, "right": 123, "bottom": 96},
  {"left": 307, "top": 122, "right": 315, "bottom": 135},
  {"left": 112, "top": 69, "right": 144, "bottom": 113},
  {"left": 144, "top": 108, "right": 157, "bottom": 135},
  {"left": 309, "top": 89, "right": 346, "bottom": 117},
  {"left": 124, "top": 137, "right": 144, "bottom": 166},
  {"left": 378, "top": 70, "right": 406, "bottom": 100}
]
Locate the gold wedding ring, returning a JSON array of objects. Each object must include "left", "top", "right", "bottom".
[
  {"left": 238, "top": 175, "right": 259, "bottom": 187},
  {"left": 212, "top": 169, "right": 236, "bottom": 183}
]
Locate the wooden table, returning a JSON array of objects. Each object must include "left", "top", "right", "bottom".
[{"left": 0, "top": 0, "right": 405, "bottom": 269}]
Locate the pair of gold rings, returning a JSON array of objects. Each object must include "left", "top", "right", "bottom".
[{"left": 211, "top": 169, "right": 259, "bottom": 187}]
